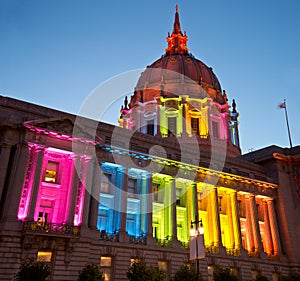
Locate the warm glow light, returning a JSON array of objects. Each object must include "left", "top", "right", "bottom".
[
  {"left": 37, "top": 251, "right": 52, "bottom": 262},
  {"left": 199, "top": 225, "right": 204, "bottom": 235},
  {"left": 190, "top": 227, "right": 196, "bottom": 237}
]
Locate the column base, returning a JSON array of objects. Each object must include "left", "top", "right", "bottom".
[
  {"left": 259, "top": 251, "right": 268, "bottom": 259},
  {"left": 240, "top": 248, "right": 248, "bottom": 257},
  {"left": 218, "top": 245, "right": 227, "bottom": 255},
  {"left": 172, "top": 238, "right": 182, "bottom": 249},
  {"left": 146, "top": 235, "right": 157, "bottom": 246},
  {"left": 118, "top": 230, "right": 129, "bottom": 243}
]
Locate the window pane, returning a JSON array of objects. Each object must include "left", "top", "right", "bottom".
[
  {"left": 37, "top": 251, "right": 52, "bottom": 262},
  {"left": 44, "top": 161, "right": 58, "bottom": 183},
  {"left": 168, "top": 117, "right": 177, "bottom": 136},
  {"left": 147, "top": 120, "right": 154, "bottom": 135},
  {"left": 158, "top": 260, "right": 167, "bottom": 272},
  {"left": 191, "top": 117, "right": 199, "bottom": 134},
  {"left": 101, "top": 256, "right": 112, "bottom": 267}
]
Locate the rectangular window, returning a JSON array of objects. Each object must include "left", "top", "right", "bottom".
[
  {"left": 128, "top": 178, "right": 137, "bottom": 196},
  {"left": 158, "top": 260, "right": 168, "bottom": 274},
  {"left": 44, "top": 161, "right": 59, "bottom": 183},
  {"left": 37, "top": 251, "right": 52, "bottom": 262},
  {"left": 101, "top": 173, "right": 112, "bottom": 194},
  {"left": 208, "top": 266, "right": 214, "bottom": 281},
  {"left": 191, "top": 117, "right": 199, "bottom": 134},
  {"left": 212, "top": 121, "right": 219, "bottom": 138},
  {"left": 126, "top": 213, "right": 136, "bottom": 236},
  {"left": 37, "top": 199, "right": 53, "bottom": 225},
  {"left": 152, "top": 183, "right": 159, "bottom": 202},
  {"left": 101, "top": 256, "right": 112, "bottom": 281},
  {"left": 168, "top": 117, "right": 177, "bottom": 136},
  {"left": 147, "top": 119, "right": 155, "bottom": 135}
]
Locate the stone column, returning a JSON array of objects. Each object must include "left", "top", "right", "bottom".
[
  {"left": 0, "top": 144, "right": 12, "bottom": 203},
  {"left": 231, "top": 191, "right": 244, "bottom": 253},
  {"left": 67, "top": 155, "right": 80, "bottom": 224},
  {"left": 89, "top": 161, "right": 101, "bottom": 229},
  {"left": 156, "top": 103, "right": 161, "bottom": 137},
  {"left": 263, "top": 200, "right": 273, "bottom": 254},
  {"left": 226, "top": 192, "right": 235, "bottom": 248},
  {"left": 171, "top": 179, "right": 180, "bottom": 247},
  {"left": 119, "top": 167, "right": 129, "bottom": 242},
  {"left": 81, "top": 157, "right": 94, "bottom": 227},
  {"left": 28, "top": 147, "right": 45, "bottom": 221},
  {"left": 160, "top": 103, "right": 167, "bottom": 137},
  {"left": 249, "top": 195, "right": 264, "bottom": 254},
  {"left": 145, "top": 173, "right": 156, "bottom": 245},
  {"left": 1, "top": 144, "right": 29, "bottom": 226},
  {"left": 267, "top": 199, "right": 282, "bottom": 255},
  {"left": 163, "top": 178, "right": 173, "bottom": 241},
  {"left": 181, "top": 99, "right": 187, "bottom": 136},
  {"left": 245, "top": 196, "right": 254, "bottom": 253},
  {"left": 211, "top": 187, "right": 224, "bottom": 252}
]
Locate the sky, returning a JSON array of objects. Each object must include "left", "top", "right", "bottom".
[{"left": 1, "top": 0, "right": 299, "bottom": 154}]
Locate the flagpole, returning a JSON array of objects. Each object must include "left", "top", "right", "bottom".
[{"left": 283, "top": 99, "right": 293, "bottom": 148}]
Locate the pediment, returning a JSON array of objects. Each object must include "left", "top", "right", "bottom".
[{"left": 24, "top": 117, "right": 102, "bottom": 143}]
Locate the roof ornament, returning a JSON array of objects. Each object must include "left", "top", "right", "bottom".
[
  {"left": 232, "top": 99, "right": 237, "bottom": 113},
  {"left": 165, "top": 5, "right": 188, "bottom": 55},
  {"left": 223, "top": 90, "right": 228, "bottom": 103},
  {"left": 124, "top": 96, "right": 129, "bottom": 110}
]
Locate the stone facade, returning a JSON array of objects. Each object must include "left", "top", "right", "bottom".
[{"left": 0, "top": 96, "right": 300, "bottom": 281}]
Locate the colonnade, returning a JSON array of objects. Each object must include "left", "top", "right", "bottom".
[{"left": 13, "top": 144, "right": 282, "bottom": 258}]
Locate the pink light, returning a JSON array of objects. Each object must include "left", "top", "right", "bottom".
[{"left": 18, "top": 145, "right": 80, "bottom": 225}]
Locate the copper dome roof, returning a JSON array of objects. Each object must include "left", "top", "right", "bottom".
[
  {"left": 134, "top": 5, "right": 225, "bottom": 105},
  {"left": 136, "top": 53, "right": 222, "bottom": 93}
]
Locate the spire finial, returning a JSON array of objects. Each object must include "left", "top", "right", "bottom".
[
  {"left": 165, "top": 5, "right": 188, "bottom": 55},
  {"left": 173, "top": 4, "right": 182, "bottom": 34}
]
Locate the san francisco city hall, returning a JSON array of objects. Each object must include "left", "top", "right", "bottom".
[{"left": 0, "top": 6, "right": 300, "bottom": 281}]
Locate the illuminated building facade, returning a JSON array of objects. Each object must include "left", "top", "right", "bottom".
[{"left": 0, "top": 6, "right": 300, "bottom": 281}]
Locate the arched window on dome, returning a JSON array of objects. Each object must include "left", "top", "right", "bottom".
[
  {"left": 161, "top": 107, "right": 179, "bottom": 137},
  {"left": 168, "top": 117, "right": 177, "bottom": 137},
  {"left": 186, "top": 99, "right": 208, "bottom": 138},
  {"left": 142, "top": 111, "right": 157, "bottom": 136},
  {"left": 146, "top": 119, "right": 155, "bottom": 136},
  {"left": 191, "top": 117, "right": 199, "bottom": 135}
]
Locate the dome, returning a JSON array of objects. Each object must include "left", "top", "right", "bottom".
[
  {"left": 120, "top": 5, "right": 240, "bottom": 157},
  {"left": 136, "top": 53, "right": 222, "bottom": 97},
  {"left": 133, "top": 5, "right": 226, "bottom": 105}
]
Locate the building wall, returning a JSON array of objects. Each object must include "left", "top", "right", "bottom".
[{"left": 0, "top": 97, "right": 300, "bottom": 281}]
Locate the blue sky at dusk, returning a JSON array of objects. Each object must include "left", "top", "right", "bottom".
[{"left": 1, "top": 0, "right": 299, "bottom": 153}]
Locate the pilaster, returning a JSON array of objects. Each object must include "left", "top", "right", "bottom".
[
  {"left": 28, "top": 147, "right": 45, "bottom": 221},
  {"left": 119, "top": 167, "right": 129, "bottom": 243},
  {"left": 267, "top": 199, "right": 282, "bottom": 256},
  {"left": 67, "top": 155, "right": 80, "bottom": 224}
]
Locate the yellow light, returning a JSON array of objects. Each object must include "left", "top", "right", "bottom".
[
  {"left": 199, "top": 220, "right": 204, "bottom": 235},
  {"left": 199, "top": 225, "right": 204, "bottom": 235},
  {"left": 37, "top": 251, "right": 52, "bottom": 262},
  {"left": 190, "top": 227, "right": 196, "bottom": 237}
]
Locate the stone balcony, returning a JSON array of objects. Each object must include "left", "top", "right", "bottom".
[{"left": 23, "top": 221, "right": 80, "bottom": 237}]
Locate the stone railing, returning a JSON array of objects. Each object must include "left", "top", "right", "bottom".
[
  {"left": 23, "top": 221, "right": 80, "bottom": 237},
  {"left": 205, "top": 245, "right": 219, "bottom": 254},
  {"left": 180, "top": 241, "right": 190, "bottom": 249},
  {"left": 156, "top": 238, "right": 172, "bottom": 248},
  {"left": 129, "top": 235, "right": 147, "bottom": 245},
  {"left": 226, "top": 248, "right": 240, "bottom": 256},
  {"left": 99, "top": 230, "right": 119, "bottom": 242}
]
